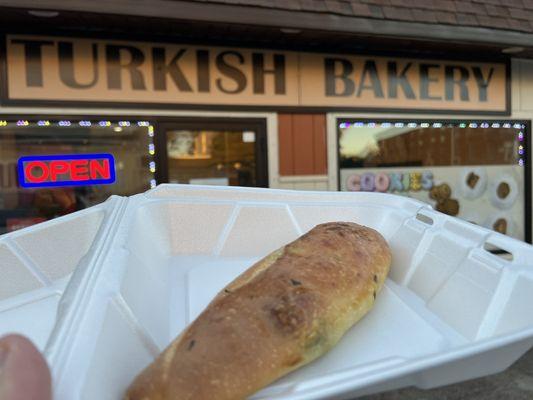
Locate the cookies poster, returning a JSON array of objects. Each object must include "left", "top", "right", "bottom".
[{"left": 340, "top": 165, "right": 524, "bottom": 240}]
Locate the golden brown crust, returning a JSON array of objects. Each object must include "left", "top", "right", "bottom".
[{"left": 125, "top": 222, "right": 391, "bottom": 400}]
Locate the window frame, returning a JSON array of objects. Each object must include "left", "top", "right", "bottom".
[{"left": 158, "top": 117, "right": 269, "bottom": 188}]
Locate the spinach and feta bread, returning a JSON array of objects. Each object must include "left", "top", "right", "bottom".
[{"left": 125, "top": 222, "right": 392, "bottom": 400}]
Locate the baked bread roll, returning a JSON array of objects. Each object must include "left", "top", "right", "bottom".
[{"left": 125, "top": 222, "right": 391, "bottom": 400}]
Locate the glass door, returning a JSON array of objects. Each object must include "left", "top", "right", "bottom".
[{"left": 158, "top": 118, "right": 268, "bottom": 188}]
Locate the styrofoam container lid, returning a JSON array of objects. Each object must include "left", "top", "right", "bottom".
[{"left": 1, "top": 185, "right": 533, "bottom": 399}]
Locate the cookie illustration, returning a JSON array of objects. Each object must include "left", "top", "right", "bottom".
[
  {"left": 459, "top": 168, "right": 487, "bottom": 199},
  {"left": 497, "top": 182, "right": 510, "bottom": 199},
  {"left": 430, "top": 183, "right": 460, "bottom": 216},
  {"left": 435, "top": 198, "right": 460, "bottom": 216},
  {"left": 467, "top": 172, "right": 479, "bottom": 189},
  {"left": 493, "top": 218, "right": 508, "bottom": 234},
  {"left": 429, "top": 183, "right": 451, "bottom": 201},
  {"left": 490, "top": 175, "right": 518, "bottom": 210},
  {"left": 486, "top": 213, "right": 516, "bottom": 237}
]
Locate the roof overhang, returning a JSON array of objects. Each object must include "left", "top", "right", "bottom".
[{"left": 2, "top": 0, "right": 533, "bottom": 57}]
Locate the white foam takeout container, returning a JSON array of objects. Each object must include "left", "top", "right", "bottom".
[{"left": 1, "top": 184, "right": 533, "bottom": 400}]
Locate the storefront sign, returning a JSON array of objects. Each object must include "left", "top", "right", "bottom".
[
  {"left": 340, "top": 165, "right": 525, "bottom": 240},
  {"left": 18, "top": 154, "right": 115, "bottom": 188},
  {"left": 346, "top": 171, "right": 434, "bottom": 192},
  {"left": 4, "top": 35, "right": 508, "bottom": 113}
]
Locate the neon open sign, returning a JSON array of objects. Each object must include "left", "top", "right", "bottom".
[{"left": 18, "top": 154, "right": 116, "bottom": 188}]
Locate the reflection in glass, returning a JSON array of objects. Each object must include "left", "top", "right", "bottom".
[
  {"left": 339, "top": 124, "right": 520, "bottom": 168},
  {"left": 167, "top": 130, "right": 256, "bottom": 187},
  {"left": 167, "top": 131, "right": 213, "bottom": 159}
]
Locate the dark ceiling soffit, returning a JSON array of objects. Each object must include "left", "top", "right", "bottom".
[{"left": 2, "top": 0, "right": 533, "bottom": 48}]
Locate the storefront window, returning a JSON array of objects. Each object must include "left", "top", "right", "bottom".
[
  {"left": 338, "top": 120, "right": 528, "bottom": 240},
  {"left": 0, "top": 119, "right": 156, "bottom": 233}
]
